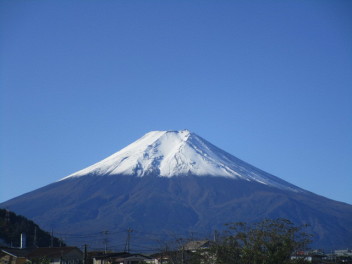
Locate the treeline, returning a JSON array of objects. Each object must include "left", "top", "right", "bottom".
[
  {"left": 209, "top": 218, "right": 312, "bottom": 264},
  {"left": 0, "top": 209, "right": 65, "bottom": 248},
  {"left": 160, "top": 218, "right": 313, "bottom": 264}
]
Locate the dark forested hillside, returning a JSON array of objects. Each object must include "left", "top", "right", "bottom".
[{"left": 0, "top": 209, "right": 65, "bottom": 248}]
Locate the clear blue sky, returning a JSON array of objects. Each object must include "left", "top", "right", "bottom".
[{"left": 1, "top": 0, "right": 351, "bottom": 204}]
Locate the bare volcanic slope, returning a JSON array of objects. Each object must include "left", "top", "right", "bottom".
[{"left": 1, "top": 130, "right": 351, "bottom": 249}]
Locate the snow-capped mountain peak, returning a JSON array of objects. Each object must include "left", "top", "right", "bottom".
[{"left": 61, "top": 130, "right": 301, "bottom": 192}]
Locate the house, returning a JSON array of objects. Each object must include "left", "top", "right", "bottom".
[
  {"left": 92, "top": 252, "right": 156, "bottom": 264},
  {"left": 0, "top": 247, "right": 83, "bottom": 264},
  {"left": 150, "top": 250, "right": 179, "bottom": 264},
  {"left": 333, "top": 249, "right": 352, "bottom": 263},
  {"left": 182, "top": 240, "right": 214, "bottom": 252},
  {"left": 335, "top": 249, "right": 352, "bottom": 257},
  {"left": 0, "top": 248, "right": 30, "bottom": 264},
  {"left": 28, "top": 247, "right": 83, "bottom": 264},
  {"left": 291, "top": 250, "right": 326, "bottom": 263},
  {"left": 182, "top": 240, "right": 216, "bottom": 264}
]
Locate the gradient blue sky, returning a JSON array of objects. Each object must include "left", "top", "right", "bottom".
[{"left": 1, "top": 0, "right": 351, "bottom": 204}]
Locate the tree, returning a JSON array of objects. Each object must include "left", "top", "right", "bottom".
[{"left": 211, "top": 218, "right": 312, "bottom": 264}]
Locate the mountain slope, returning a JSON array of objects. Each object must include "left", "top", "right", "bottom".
[{"left": 1, "top": 130, "right": 351, "bottom": 250}]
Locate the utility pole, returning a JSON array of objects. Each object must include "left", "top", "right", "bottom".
[
  {"left": 102, "top": 231, "right": 109, "bottom": 253},
  {"left": 214, "top": 230, "right": 219, "bottom": 259},
  {"left": 50, "top": 228, "right": 54, "bottom": 247},
  {"left": 4, "top": 209, "right": 10, "bottom": 234},
  {"left": 33, "top": 227, "right": 37, "bottom": 248},
  {"left": 84, "top": 244, "right": 88, "bottom": 264},
  {"left": 176, "top": 238, "right": 185, "bottom": 264},
  {"left": 181, "top": 245, "right": 185, "bottom": 264},
  {"left": 124, "top": 228, "right": 133, "bottom": 253},
  {"left": 213, "top": 230, "right": 218, "bottom": 242},
  {"left": 5, "top": 209, "right": 10, "bottom": 223}
]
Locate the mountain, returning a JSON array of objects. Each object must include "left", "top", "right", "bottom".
[{"left": 1, "top": 130, "right": 351, "bottom": 250}]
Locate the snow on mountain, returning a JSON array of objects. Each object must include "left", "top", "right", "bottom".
[{"left": 61, "top": 130, "right": 301, "bottom": 192}]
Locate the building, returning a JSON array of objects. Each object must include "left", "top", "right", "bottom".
[
  {"left": 291, "top": 250, "right": 326, "bottom": 263},
  {"left": 0, "top": 248, "right": 30, "bottom": 264},
  {"left": 28, "top": 247, "right": 83, "bottom": 264},
  {"left": 182, "top": 240, "right": 214, "bottom": 252},
  {"left": 92, "top": 252, "right": 156, "bottom": 264},
  {"left": 0, "top": 247, "right": 83, "bottom": 264}
]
